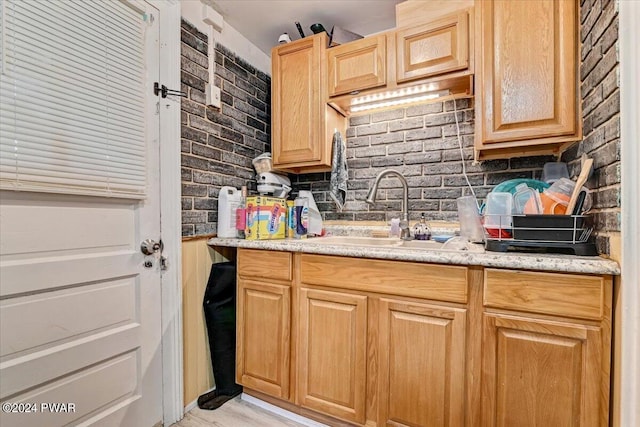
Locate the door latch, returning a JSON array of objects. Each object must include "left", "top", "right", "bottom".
[{"left": 153, "top": 82, "right": 186, "bottom": 99}]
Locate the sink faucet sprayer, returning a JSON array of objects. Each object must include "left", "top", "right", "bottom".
[{"left": 365, "top": 169, "right": 411, "bottom": 240}]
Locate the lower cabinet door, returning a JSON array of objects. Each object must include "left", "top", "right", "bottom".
[
  {"left": 482, "top": 313, "right": 605, "bottom": 427},
  {"left": 236, "top": 279, "right": 291, "bottom": 399},
  {"left": 378, "top": 298, "right": 467, "bottom": 427},
  {"left": 298, "top": 288, "right": 367, "bottom": 424}
]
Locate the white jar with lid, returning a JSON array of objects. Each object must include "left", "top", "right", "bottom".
[{"left": 217, "top": 186, "right": 241, "bottom": 238}]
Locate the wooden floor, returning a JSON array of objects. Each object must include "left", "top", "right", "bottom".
[{"left": 170, "top": 396, "right": 308, "bottom": 427}]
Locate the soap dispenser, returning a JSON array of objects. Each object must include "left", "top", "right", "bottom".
[{"left": 412, "top": 213, "right": 431, "bottom": 240}]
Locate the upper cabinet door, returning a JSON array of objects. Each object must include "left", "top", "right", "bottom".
[
  {"left": 479, "top": 0, "right": 578, "bottom": 144},
  {"left": 327, "top": 35, "right": 387, "bottom": 97},
  {"left": 272, "top": 33, "right": 346, "bottom": 173},
  {"left": 396, "top": 11, "right": 470, "bottom": 83},
  {"left": 271, "top": 35, "right": 323, "bottom": 166}
]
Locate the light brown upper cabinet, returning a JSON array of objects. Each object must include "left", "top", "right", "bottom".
[
  {"left": 396, "top": 11, "right": 470, "bottom": 83},
  {"left": 328, "top": 35, "right": 387, "bottom": 97},
  {"left": 271, "top": 33, "right": 346, "bottom": 173},
  {"left": 396, "top": 0, "right": 474, "bottom": 28},
  {"left": 475, "top": 0, "right": 581, "bottom": 160},
  {"left": 325, "top": 9, "right": 474, "bottom": 116}
]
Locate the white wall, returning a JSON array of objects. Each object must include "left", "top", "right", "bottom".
[
  {"left": 619, "top": 1, "right": 640, "bottom": 425},
  {"left": 181, "top": 0, "right": 271, "bottom": 75}
]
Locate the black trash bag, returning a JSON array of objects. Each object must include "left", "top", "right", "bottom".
[{"left": 197, "top": 261, "right": 242, "bottom": 410}]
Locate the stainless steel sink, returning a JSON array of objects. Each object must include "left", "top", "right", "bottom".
[
  {"left": 306, "top": 235, "right": 484, "bottom": 253},
  {"left": 398, "top": 240, "right": 445, "bottom": 249},
  {"left": 309, "top": 236, "right": 402, "bottom": 247},
  {"left": 309, "top": 236, "right": 447, "bottom": 250}
]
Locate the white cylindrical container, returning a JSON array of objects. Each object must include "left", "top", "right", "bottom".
[
  {"left": 484, "top": 192, "right": 513, "bottom": 231},
  {"left": 457, "top": 195, "right": 485, "bottom": 242},
  {"left": 217, "top": 186, "right": 241, "bottom": 238}
]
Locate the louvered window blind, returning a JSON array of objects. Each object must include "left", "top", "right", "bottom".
[{"left": 0, "top": 0, "right": 147, "bottom": 198}]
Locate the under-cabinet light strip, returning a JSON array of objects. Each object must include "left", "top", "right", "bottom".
[
  {"left": 351, "top": 83, "right": 444, "bottom": 105},
  {"left": 350, "top": 90, "right": 448, "bottom": 113}
]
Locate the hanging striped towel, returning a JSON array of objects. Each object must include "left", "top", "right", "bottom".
[{"left": 329, "top": 130, "right": 348, "bottom": 211}]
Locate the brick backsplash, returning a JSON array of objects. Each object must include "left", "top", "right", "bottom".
[
  {"left": 562, "top": 0, "right": 620, "bottom": 253},
  {"left": 180, "top": 19, "right": 270, "bottom": 237},
  {"left": 294, "top": 98, "right": 552, "bottom": 222}
]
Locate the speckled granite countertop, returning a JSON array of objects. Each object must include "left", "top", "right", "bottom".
[{"left": 207, "top": 225, "right": 620, "bottom": 276}]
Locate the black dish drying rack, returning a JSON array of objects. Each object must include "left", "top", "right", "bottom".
[{"left": 484, "top": 214, "right": 597, "bottom": 256}]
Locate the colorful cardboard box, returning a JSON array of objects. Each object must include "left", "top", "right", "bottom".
[{"left": 245, "top": 196, "right": 286, "bottom": 240}]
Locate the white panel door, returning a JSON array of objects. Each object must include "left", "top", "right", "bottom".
[{"left": 0, "top": 2, "right": 163, "bottom": 426}]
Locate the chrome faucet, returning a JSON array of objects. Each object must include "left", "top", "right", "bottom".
[{"left": 365, "top": 169, "right": 411, "bottom": 240}]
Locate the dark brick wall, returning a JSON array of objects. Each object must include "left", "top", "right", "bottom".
[
  {"left": 180, "top": 19, "right": 271, "bottom": 237},
  {"left": 562, "top": 0, "right": 620, "bottom": 253},
  {"left": 294, "top": 99, "right": 552, "bottom": 222}
]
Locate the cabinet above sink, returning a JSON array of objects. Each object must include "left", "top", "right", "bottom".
[
  {"left": 270, "top": 0, "right": 584, "bottom": 173},
  {"left": 327, "top": 35, "right": 387, "bottom": 97},
  {"left": 270, "top": 4, "right": 477, "bottom": 173},
  {"left": 326, "top": 8, "right": 475, "bottom": 116},
  {"left": 270, "top": 11, "right": 475, "bottom": 173}
]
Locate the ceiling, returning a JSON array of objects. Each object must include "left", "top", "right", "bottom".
[{"left": 206, "top": 0, "right": 403, "bottom": 56}]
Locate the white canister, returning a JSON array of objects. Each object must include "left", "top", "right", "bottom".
[{"left": 217, "top": 186, "right": 241, "bottom": 238}]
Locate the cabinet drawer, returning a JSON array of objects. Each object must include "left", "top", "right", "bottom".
[
  {"left": 238, "top": 249, "right": 292, "bottom": 282},
  {"left": 483, "top": 269, "right": 606, "bottom": 320},
  {"left": 301, "top": 254, "right": 468, "bottom": 303}
]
